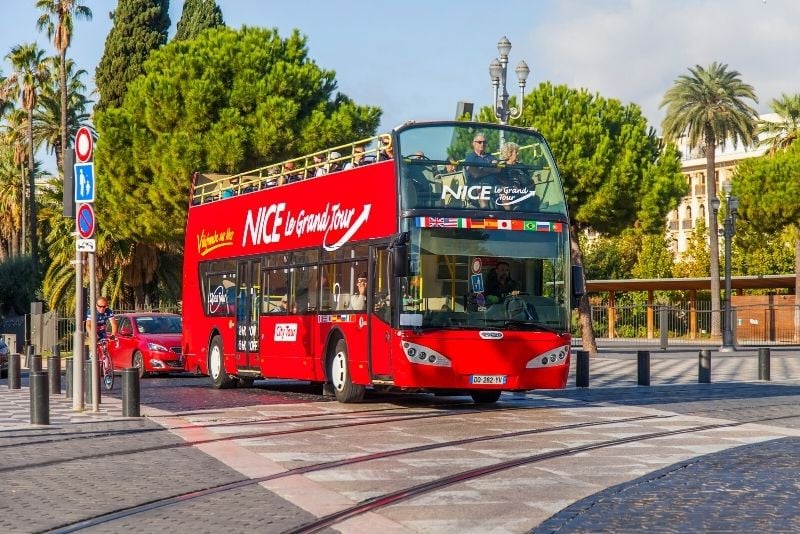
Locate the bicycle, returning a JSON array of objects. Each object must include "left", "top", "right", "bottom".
[{"left": 98, "top": 337, "right": 114, "bottom": 390}]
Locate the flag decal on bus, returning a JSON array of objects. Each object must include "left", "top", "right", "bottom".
[{"left": 415, "top": 217, "right": 562, "bottom": 232}]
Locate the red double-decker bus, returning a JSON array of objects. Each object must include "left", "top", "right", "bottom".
[{"left": 182, "top": 121, "right": 584, "bottom": 403}]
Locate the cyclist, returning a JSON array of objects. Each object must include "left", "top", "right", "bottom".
[{"left": 85, "top": 297, "right": 118, "bottom": 344}]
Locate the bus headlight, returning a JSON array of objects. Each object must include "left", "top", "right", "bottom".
[
  {"left": 526, "top": 345, "right": 569, "bottom": 368},
  {"left": 402, "top": 342, "right": 451, "bottom": 367}
]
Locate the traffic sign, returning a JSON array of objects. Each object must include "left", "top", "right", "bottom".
[
  {"left": 75, "top": 126, "right": 93, "bottom": 162},
  {"left": 77, "top": 203, "right": 95, "bottom": 239},
  {"left": 77, "top": 239, "right": 96, "bottom": 252},
  {"left": 74, "top": 162, "right": 95, "bottom": 203}
]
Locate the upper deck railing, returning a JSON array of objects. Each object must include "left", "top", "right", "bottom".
[{"left": 191, "top": 133, "right": 390, "bottom": 205}]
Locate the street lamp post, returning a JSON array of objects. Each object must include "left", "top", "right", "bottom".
[
  {"left": 722, "top": 181, "right": 739, "bottom": 351},
  {"left": 713, "top": 181, "right": 739, "bottom": 352},
  {"left": 489, "top": 36, "right": 530, "bottom": 125}
]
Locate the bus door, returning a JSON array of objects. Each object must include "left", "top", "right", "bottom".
[
  {"left": 235, "top": 260, "right": 260, "bottom": 371},
  {"left": 369, "top": 247, "right": 394, "bottom": 377}
]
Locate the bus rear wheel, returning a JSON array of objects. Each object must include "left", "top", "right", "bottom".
[
  {"left": 470, "top": 390, "right": 502, "bottom": 404},
  {"left": 209, "top": 335, "right": 236, "bottom": 389},
  {"left": 329, "top": 339, "right": 364, "bottom": 403}
]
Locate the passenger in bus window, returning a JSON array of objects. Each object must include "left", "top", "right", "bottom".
[
  {"left": 279, "top": 161, "right": 302, "bottom": 185},
  {"left": 313, "top": 154, "right": 328, "bottom": 177},
  {"left": 344, "top": 145, "right": 366, "bottom": 170},
  {"left": 328, "top": 151, "right": 343, "bottom": 173},
  {"left": 484, "top": 261, "right": 520, "bottom": 304},
  {"left": 378, "top": 135, "right": 393, "bottom": 161},
  {"left": 464, "top": 133, "right": 499, "bottom": 207},
  {"left": 272, "top": 295, "right": 289, "bottom": 313},
  {"left": 349, "top": 273, "right": 368, "bottom": 310}
]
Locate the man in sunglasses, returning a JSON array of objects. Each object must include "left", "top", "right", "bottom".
[
  {"left": 464, "top": 133, "right": 499, "bottom": 207},
  {"left": 85, "top": 297, "right": 118, "bottom": 343}
]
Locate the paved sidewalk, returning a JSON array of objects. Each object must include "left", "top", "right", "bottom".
[{"left": 1, "top": 346, "right": 799, "bottom": 533}]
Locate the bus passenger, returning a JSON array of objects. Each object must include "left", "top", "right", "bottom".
[
  {"left": 348, "top": 273, "right": 368, "bottom": 310},
  {"left": 313, "top": 153, "right": 328, "bottom": 177},
  {"left": 464, "top": 132, "right": 499, "bottom": 207},
  {"left": 272, "top": 295, "right": 289, "bottom": 313},
  {"left": 344, "top": 145, "right": 366, "bottom": 170},
  {"left": 279, "top": 161, "right": 302, "bottom": 185},
  {"left": 378, "top": 135, "right": 393, "bottom": 161},
  {"left": 328, "top": 151, "right": 343, "bottom": 173}
]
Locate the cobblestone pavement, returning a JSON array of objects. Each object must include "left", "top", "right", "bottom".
[{"left": 1, "top": 346, "right": 799, "bottom": 533}]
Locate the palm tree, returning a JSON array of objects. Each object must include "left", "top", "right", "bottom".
[
  {"left": 6, "top": 43, "right": 51, "bottom": 271},
  {"left": 36, "top": 0, "right": 92, "bottom": 168},
  {"left": 2, "top": 109, "right": 29, "bottom": 256},
  {"left": 660, "top": 62, "right": 758, "bottom": 337},
  {"left": 33, "top": 57, "right": 93, "bottom": 170},
  {"left": 757, "top": 93, "right": 800, "bottom": 153},
  {"left": 0, "top": 138, "right": 23, "bottom": 259}
]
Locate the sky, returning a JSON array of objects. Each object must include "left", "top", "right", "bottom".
[{"left": 1, "top": 0, "right": 799, "bottom": 175}]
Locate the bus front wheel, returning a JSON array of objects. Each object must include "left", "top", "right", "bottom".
[
  {"left": 329, "top": 339, "right": 365, "bottom": 403},
  {"left": 209, "top": 335, "right": 236, "bottom": 389}
]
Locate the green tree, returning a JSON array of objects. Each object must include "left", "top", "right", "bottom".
[
  {"left": 493, "top": 82, "right": 685, "bottom": 354},
  {"left": 5, "top": 43, "right": 51, "bottom": 272},
  {"left": 92, "top": 26, "right": 380, "bottom": 307},
  {"left": 757, "top": 92, "right": 800, "bottom": 153},
  {"left": 0, "top": 108, "right": 29, "bottom": 258},
  {"left": 174, "top": 0, "right": 224, "bottom": 41},
  {"left": 673, "top": 218, "right": 711, "bottom": 278},
  {"left": 733, "top": 141, "right": 800, "bottom": 339},
  {"left": 582, "top": 230, "right": 641, "bottom": 280},
  {"left": 94, "top": 0, "right": 170, "bottom": 113},
  {"left": 32, "top": 57, "right": 92, "bottom": 170},
  {"left": 35, "top": 0, "right": 92, "bottom": 167},
  {"left": 0, "top": 139, "right": 23, "bottom": 259},
  {"left": 0, "top": 255, "right": 38, "bottom": 316},
  {"left": 631, "top": 234, "right": 674, "bottom": 279},
  {"left": 660, "top": 62, "right": 758, "bottom": 336}
]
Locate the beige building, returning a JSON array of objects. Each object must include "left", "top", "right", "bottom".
[{"left": 667, "top": 114, "right": 776, "bottom": 258}]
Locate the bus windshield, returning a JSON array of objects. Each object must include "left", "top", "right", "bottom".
[
  {"left": 397, "top": 123, "right": 566, "bottom": 214},
  {"left": 398, "top": 224, "right": 571, "bottom": 332}
]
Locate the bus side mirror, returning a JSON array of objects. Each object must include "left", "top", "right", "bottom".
[{"left": 571, "top": 264, "right": 586, "bottom": 309}]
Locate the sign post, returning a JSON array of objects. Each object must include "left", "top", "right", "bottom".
[{"left": 72, "top": 126, "right": 96, "bottom": 412}]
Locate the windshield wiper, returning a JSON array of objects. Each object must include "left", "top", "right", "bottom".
[{"left": 503, "top": 319, "right": 564, "bottom": 335}]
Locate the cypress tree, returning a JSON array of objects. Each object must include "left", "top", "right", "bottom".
[
  {"left": 94, "top": 0, "right": 170, "bottom": 113},
  {"left": 174, "top": 0, "right": 224, "bottom": 41}
]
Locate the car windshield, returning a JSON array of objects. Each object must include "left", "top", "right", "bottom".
[{"left": 136, "top": 316, "right": 182, "bottom": 334}]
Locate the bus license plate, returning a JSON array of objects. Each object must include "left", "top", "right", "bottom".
[{"left": 470, "top": 374, "right": 507, "bottom": 385}]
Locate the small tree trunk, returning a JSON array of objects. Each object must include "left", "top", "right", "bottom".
[
  {"left": 569, "top": 223, "right": 597, "bottom": 355},
  {"left": 705, "top": 132, "right": 721, "bottom": 338}
]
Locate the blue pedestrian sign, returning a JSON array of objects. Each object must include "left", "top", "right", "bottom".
[
  {"left": 74, "top": 162, "right": 95, "bottom": 203},
  {"left": 470, "top": 273, "right": 484, "bottom": 293}
]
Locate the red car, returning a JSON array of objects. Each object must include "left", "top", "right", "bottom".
[{"left": 109, "top": 313, "right": 184, "bottom": 378}]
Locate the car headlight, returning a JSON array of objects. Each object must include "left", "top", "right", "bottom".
[{"left": 147, "top": 342, "right": 169, "bottom": 352}]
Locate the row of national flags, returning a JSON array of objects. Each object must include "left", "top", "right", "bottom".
[{"left": 415, "top": 217, "right": 563, "bottom": 233}]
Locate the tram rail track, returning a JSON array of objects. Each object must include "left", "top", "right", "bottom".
[{"left": 43, "top": 413, "right": 669, "bottom": 533}]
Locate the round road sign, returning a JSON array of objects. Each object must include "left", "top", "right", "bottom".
[
  {"left": 77, "top": 203, "right": 95, "bottom": 239},
  {"left": 75, "top": 126, "right": 93, "bottom": 162}
]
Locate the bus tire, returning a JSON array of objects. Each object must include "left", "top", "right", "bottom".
[
  {"left": 329, "top": 339, "right": 365, "bottom": 403},
  {"left": 209, "top": 335, "right": 236, "bottom": 389},
  {"left": 470, "top": 390, "right": 501, "bottom": 404}
]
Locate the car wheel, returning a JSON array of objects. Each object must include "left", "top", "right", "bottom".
[
  {"left": 209, "top": 335, "right": 236, "bottom": 389},
  {"left": 470, "top": 390, "right": 502, "bottom": 404},
  {"left": 132, "top": 351, "right": 147, "bottom": 379},
  {"left": 328, "top": 339, "right": 364, "bottom": 403}
]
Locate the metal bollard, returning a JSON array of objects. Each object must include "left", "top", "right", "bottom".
[
  {"left": 30, "top": 354, "right": 42, "bottom": 374},
  {"left": 659, "top": 307, "right": 668, "bottom": 350},
  {"left": 698, "top": 349, "right": 711, "bottom": 383},
  {"left": 65, "top": 358, "right": 73, "bottom": 399},
  {"left": 637, "top": 350, "right": 650, "bottom": 386},
  {"left": 26, "top": 345, "right": 34, "bottom": 369},
  {"left": 49, "top": 353, "right": 61, "bottom": 395},
  {"left": 576, "top": 350, "right": 590, "bottom": 388},
  {"left": 84, "top": 359, "right": 100, "bottom": 404},
  {"left": 30, "top": 372, "right": 49, "bottom": 425},
  {"left": 758, "top": 347, "right": 771, "bottom": 381},
  {"left": 9, "top": 353, "right": 21, "bottom": 389},
  {"left": 122, "top": 368, "right": 141, "bottom": 417}
]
